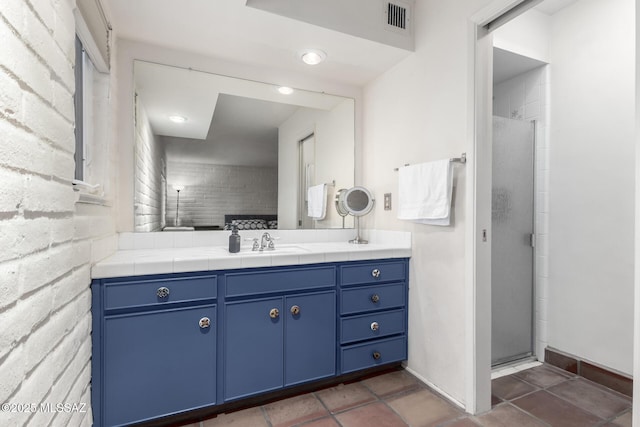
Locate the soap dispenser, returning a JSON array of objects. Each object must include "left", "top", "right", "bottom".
[{"left": 228, "top": 225, "right": 241, "bottom": 253}]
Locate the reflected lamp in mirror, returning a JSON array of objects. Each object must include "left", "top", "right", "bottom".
[
  {"left": 174, "top": 185, "right": 184, "bottom": 227},
  {"left": 163, "top": 184, "right": 195, "bottom": 231}
]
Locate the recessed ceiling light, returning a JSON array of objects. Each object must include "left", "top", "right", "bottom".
[
  {"left": 278, "top": 86, "right": 294, "bottom": 95},
  {"left": 300, "top": 49, "right": 327, "bottom": 66},
  {"left": 169, "top": 115, "right": 187, "bottom": 123}
]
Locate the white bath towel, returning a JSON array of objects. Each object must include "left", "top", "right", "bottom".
[
  {"left": 397, "top": 159, "right": 453, "bottom": 226},
  {"left": 307, "top": 184, "right": 327, "bottom": 220}
]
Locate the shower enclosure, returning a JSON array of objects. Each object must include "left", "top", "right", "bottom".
[{"left": 491, "top": 116, "right": 535, "bottom": 366}]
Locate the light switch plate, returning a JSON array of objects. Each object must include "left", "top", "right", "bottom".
[{"left": 384, "top": 193, "right": 392, "bottom": 210}]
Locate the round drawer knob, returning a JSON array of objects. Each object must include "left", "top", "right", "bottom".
[
  {"left": 269, "top": 308, "right": 280, "bottom": 319},
  {"left": 372, "top": 351, "right": 382, "bottom": 360},
  {"left": 290, "top": 305, "right": 301, "bottom": 315},
  {"left": 371, "top": 269, "right": 381, "bottom": 278},
  {"left": 371, "top": 294, "right": 380, "bottom": 303},
  {"left": 370, "top": 322, "right": 379, "bottom": 331},
  {"left": 199, "top": 317, "right": 211, "bottom": 329},
  {"left": 156, "top": 286, "right": 170, "bottom": 298}
]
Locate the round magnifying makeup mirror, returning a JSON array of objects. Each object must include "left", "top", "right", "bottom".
[
  {"left": 344, "top": 187, "right": 375, "bottom": 216},
  {"left": 340, "top": 186, "right": 374, "bottom": 244}
]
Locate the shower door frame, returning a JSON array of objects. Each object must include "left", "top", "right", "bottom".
[{"left": 490, "top": 117, "right": 537, "bottom": 368}]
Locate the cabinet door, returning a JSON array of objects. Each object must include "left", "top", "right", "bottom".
[
  {"left": 103, "top": 305, "right": 216, "bottom": 427},
  {"left": 285, "top": 291, "right": 336, "bottom": 387},
  {"left": 224, "top": 297, "right": 283, "bottom": 401}
]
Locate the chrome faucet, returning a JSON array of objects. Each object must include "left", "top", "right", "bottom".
[
  {"left": 260, "top": 232, "right": 275, "bottom": 251},
  {"left": 250, "top": 238, "right": 259, "bottom": 251}
]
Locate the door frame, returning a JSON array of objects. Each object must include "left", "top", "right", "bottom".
[
  {"left": 297, "top": 132, "right": 316, "bottom": 229},
  {"left": 466, "top": 0, "right": 538, "bottom": 414}
]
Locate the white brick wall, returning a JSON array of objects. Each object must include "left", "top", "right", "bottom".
[
  {"left": 167, "top": 161, "right": 277, "bottom": 228},
  {"left": 134, "top": 100, "right": 165, "bottom": 232},
  {"left": 0, "top": 1, "right": 116, "bottom": 426}
]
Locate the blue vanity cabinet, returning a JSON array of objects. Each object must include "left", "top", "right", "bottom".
[
  {"left": 223, "top": 291, "right": 336, "bottom": 401},
  {"left": 92, "top": 259, "right": 408, "bottom": 426},
  {"left": 284, "top": 291, "right": 336, "bottom": 387},
  {"left": 103, "top": 305, "right": 217, "bottom": 427},
  {"left": 338, "top": 260, "right": 409, "bottom": 374},
  {"left": 224, "top": 296, "right": 284, "bottom": 400},
  {"left": 92, "top": 274, "right": 218, "bottom": 427},
  {"left": 223, "top": 266, "right": 337, "bottom": 401}
]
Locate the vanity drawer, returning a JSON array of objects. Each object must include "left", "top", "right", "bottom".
[
  {"left": 104, "top": 275, "right": 217, "bottom": 310},
  {"left": 225, "top": 266, "right": 336, "bottom": 297},
  {"left": 341, "top": 335, "right": 407, "bottom": 374},
  {"left": 340, "top": 261, "right": 406, "bottom": 287},
  {"left": 340, "top": 283, "right": 405, "bottom": 315},
  {"left": 340, "top": 309, "right": 405, "bottom": 344}
]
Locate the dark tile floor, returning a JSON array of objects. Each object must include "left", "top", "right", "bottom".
[{"left": 181, "top": 363, "right": 632, "bottom": 427}]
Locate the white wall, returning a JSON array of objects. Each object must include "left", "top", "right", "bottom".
[
  {"left": 493, "top": 8, "right": 550, "bottom": 63},
  {"left": 115, "top": 39, "right": 363, "bottom": 232},
  {"left": 315, "top": 99, "right": 355, "bottom": 227},
  {"left": 362, "top": 0, "right": 493, "bottom": 406},
  {"left": 278, "top": 99, "right": 355, "bottom": 229},
  {"left": 547, "top": 0, "right": 635, "bottom": 375},
  {"left": 0, "top": 0, "right": 118, "bottom": 425},
  {"left": 278, "top": 108, "right": 313, "bottom": 229},
  {"left": 134, "top": 100, "right": 165, "bottom": 232}
]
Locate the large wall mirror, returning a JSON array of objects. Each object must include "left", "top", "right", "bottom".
[{"left": 133, "top": 60, "right": 355, "bottom": 232}]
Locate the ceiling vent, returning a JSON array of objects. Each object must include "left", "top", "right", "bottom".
[{"left": 384, "top": 1, "right": 411, "bottom": 33}]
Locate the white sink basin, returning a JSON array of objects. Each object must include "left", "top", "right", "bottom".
[{"left": 237, "top": 244, "right": 310, "bottom": 255}]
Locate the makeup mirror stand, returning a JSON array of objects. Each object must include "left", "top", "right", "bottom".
[{"left": 336, "top": 186, "right": 375, "bottom": 245}]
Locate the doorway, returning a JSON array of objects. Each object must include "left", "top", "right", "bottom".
[
  {"left": 489, "top": 5, "right": 549, "bottom": 369},
  {"left": 472, "top": 0, "right": 636, "bottom": 416},
  {"left": 298, "top": 133, "right": 316, "bottom": 229}
]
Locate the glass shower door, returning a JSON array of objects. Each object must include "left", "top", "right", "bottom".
[{"left": 491, "top": 116, "right": 535, "bottom": 366}]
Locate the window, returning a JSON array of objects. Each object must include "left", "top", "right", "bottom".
[
  {"left": 74, "top": 35, "right": 85, "bottom": 181},
  {"left": 73, "top": 3, "right": 111, "bottom": 202}
]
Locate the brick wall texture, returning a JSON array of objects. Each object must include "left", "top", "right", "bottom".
[
  {"left": 166, "top": 161, "right": 277, "bottom": 228},
  {"left": 134, "top": 101, "right": 165, "bottom": 232},
  {"left": 0, "top": 0, "right": 116, "bottom": 425}
]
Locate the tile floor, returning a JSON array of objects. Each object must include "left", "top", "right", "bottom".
[{"left": 179, "top": 364, "right": 632, "bottom": 427}]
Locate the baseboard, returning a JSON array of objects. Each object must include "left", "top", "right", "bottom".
[{"left": 545, "top": 347, "right": 633, "bottom": 397}]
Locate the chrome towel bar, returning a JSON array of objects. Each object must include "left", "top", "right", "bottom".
[{"left": 394, "top": 153, "right": 466, "bottom": 171}]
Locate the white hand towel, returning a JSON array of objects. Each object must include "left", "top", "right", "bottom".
[
  {"left": 307, "top": 184, "right": 327, "bottom": 220},
  {"left": 397, "top": 159, "right": 453, "bottom": 226}
]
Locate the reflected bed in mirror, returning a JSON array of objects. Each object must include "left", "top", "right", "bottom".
[{"left": 133, "top": 60, "right": 355, "bottom": 232}]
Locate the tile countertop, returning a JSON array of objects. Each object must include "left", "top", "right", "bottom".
[{"left": 91, "top": 230, "right": 412, "bottom": 279}]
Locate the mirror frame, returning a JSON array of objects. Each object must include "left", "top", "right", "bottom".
[{"left": 342, "top": 186, "right": 375, "bottom": 217}]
